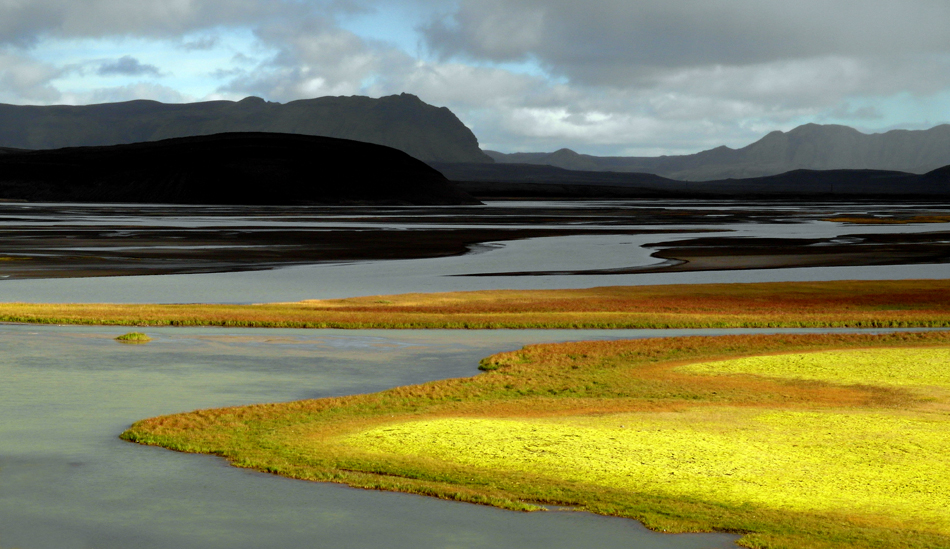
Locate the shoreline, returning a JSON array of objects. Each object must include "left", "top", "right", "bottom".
[
  {"left": 2, "top": 279, "right": 950, "bottom": 329},
  {"left": 121, "top": 331, "right": 950, "bottom": 549}
]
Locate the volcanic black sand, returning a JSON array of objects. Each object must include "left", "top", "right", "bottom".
[{"left": 3, "top": 202, "right": 950, "bottom": 280}]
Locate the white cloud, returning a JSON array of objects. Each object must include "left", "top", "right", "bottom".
[
  {"left": 0, "top": 51, "right": 63, "bottom": 102},
  {"left": 79, "top": 82, "right": 192, "bottom": 103}
]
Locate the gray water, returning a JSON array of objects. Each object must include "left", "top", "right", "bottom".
[
  {"left": 0, "top": 325, "right": 752, "bottom": 549},
  {"left": 3, "top": 199, "right": 950, "bottom": 303},
  {"left": 5, "top": 230, "right": 950, "bottom": 304}
]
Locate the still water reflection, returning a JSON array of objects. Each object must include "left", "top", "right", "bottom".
[{"left": 1, "top": 325, "right": 746, "bottom": 549}]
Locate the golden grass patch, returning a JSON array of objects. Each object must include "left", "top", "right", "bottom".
[
  {"left": 825, "top": 215, "right": 950, "bottom": 224},
  {"left": 680, "top": 347, "right": 950, "bottom": 389},
  {"left": 4, "top": 279, "right": 950, "bottom": 329},
  {"left": 344, "top": 409, "right": 950, "bottom": 533}
]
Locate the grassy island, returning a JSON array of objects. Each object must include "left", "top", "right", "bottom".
[
  {"left": 3, "top": 279, "right": 950, "bottom": 329},
  {"left": 122, "top": 331, "right": 950, "bottom": 549},
  {"left": 115, "top": 331, "right": 152, "bottom": 343}
]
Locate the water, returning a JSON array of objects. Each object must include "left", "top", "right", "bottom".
[
  {"left": 0, "top": 325, "right": 748, "bottom": 549},
  {"left": 2, "top": 200, "right": 950, "bottom": 303}
]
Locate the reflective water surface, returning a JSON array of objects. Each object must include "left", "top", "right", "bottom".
[
  {"left": 1, "top": 325, "right": 750, "bottom": 549},
  {"left": 2, "top": 199, "right": 950, "bottom": 302}
]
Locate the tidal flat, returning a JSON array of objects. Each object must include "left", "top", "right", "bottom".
[{"left": 123, "top": 331, "right": 950, "bottom": 549}]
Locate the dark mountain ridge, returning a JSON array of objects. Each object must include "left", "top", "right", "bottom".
[
  {"left": 486, "top": 123, "right": 950, "bottom": 181},
  {"left": 0, "top": 93, "right": 492, "bottom": 164},
  {"left": 434, "top": 161, "right": 950, "bottom": 199},
  {"left": 0, "top": 132, "right": 480, "bottom": 205}
]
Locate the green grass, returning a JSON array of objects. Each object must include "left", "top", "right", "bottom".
[
  {"left": 122, "top": 331, "right": 950, "bottom": 549},
  {"left": 115, "top": 331, "right": 152, "bottom": 343}
]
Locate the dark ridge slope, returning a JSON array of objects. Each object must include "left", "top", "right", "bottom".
[
  {"left": 0, "top": 93, "right": 492, "bottom": 164},
  {"left": 435, "top": 161, "right": 950, "bottom": 198},
  {"left": 0, "top": 132, "right": 481, "bottom": 205}
]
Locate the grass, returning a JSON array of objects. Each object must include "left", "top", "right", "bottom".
[
  {"left": 680, "top": 348, "right": 950, "bottom": 389},
  {"left": 4, "top": 279, "right": 950, "bottom": 329},
  {"left": 122, "top": 331, "right": 950, "bottom": 549},
  {"left": 115, "top": 331, "right": 152, "bottom": 343}
]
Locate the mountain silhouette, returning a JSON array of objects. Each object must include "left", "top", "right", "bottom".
[
  {"left": 486, "top": 123, "right": 950, "bottom": 180},
  {"left": 0, "top": 132, "right": 481, "bottom": 205},
  {"left": 0, "top": 93, "right": 492, "bottom": 164}
]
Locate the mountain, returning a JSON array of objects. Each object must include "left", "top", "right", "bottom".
[
  {"left": 0, "top": 93, "right": 492, "bottom": 164},
  {"left": 486, "top": 124, "right": 950, "bottom": 181},
  {"left": 436, "top": 162, "right": 950, "bottom": 198},
  {"left": 0, "top": 132, "right": 481, "bottom": 205}
]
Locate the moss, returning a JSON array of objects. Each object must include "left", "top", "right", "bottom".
[{"left": 115, "top": 331, "right": 152, "bottom": 343}]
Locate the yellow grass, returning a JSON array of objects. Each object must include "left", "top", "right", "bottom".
[
  {"left": 825, "top": 215, "right": 950, "bottom": 224},
  {"left": 4, "top": 279, "right": 950, "bottom": 329},
  {"left": 345, "top": 408, "right": 950, "bottom": 532},
  {"left": 681, "top": 348, "right": 950, "bottom": 389},
  {"left": 122, "top": 331, "right": 950, "bottom": 548}
]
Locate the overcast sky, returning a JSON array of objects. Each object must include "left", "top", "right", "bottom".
[{"left": 2, "top": 0, "right": 949, "bottom": 155}]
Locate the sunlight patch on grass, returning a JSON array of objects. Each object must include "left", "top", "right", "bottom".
[
  {"left": 342, "top": 408, "right": 950, "bottom": 532},
  {"left": 679, "top": 347, "right": 950, "bottom": 388}
]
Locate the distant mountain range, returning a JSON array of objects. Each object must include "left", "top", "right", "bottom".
[
  {"left": 435, "top": 162, "right": 950, "bottom": 199},
  {"left": 0, "top": 133, "right": 480, "bottom": 205},
  {"left": 0, "top": 93, "right": 492, "bottom": 164},
  {"left": 486, "top": 124, "right": 950, "bottom": 181}
]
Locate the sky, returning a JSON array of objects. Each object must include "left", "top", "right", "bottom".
[{"left": 2, "top": 0, "right": 950, "bottom": 156}]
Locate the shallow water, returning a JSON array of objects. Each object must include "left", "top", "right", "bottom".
[
  {"left": 0, "top": 325, "right": 754, "bottom": 549},
  {"left": 3, "top": 200, "right": 950, "bottom": 303}
]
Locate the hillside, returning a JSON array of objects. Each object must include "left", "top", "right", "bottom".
[
  {"left": 0, "top": 132, "right": 481, "bottom": 205},
  {"left": 435, "top": 161, "right": 950, "bottom": 198},
  {"left": 0, "top": 94, "right": 492, "bottom": 164},
  {"left": 486, "top": 123, "right": 950, "bottom": 181}
]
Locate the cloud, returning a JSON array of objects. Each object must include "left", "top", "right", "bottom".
[
  {"left": 79, "top": 82, "right": 192, "bottom": 103},
  {"left": 405, "top": 0, "right": 950, "bottom": 153},
  {"left": 220, "top": 16, "right": 404, "bottom": 101},
  {"left": 97, "top": 56, "right": 162, "bottom": 77},
  {"left": 180, "top": 36, "right": 219, "bottom": 51},
  {"left": 1, "top": 0, "right": 948, "bottom": 156},
  {"left": 421, "top": 1, "right": 950, "bottom": 82},
  {"left": 0, "top": 0, "right": 368, "bottom": 45},
  {"left": 0, "top": 52, "right": 63, "bottom": 103}
]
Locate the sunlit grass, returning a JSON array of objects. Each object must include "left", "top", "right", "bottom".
[
  {"left": 122, "top": 331, "right": 950, "bottom": 548},
  {"left": 344, "top": 408, "right": 950, "bottom": 532},
  {"left": 680, "top": 347, "right": 950, "bottom": 389},
  {"left": 4, "top": 279, "right": 950, "bottom": 329}
]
